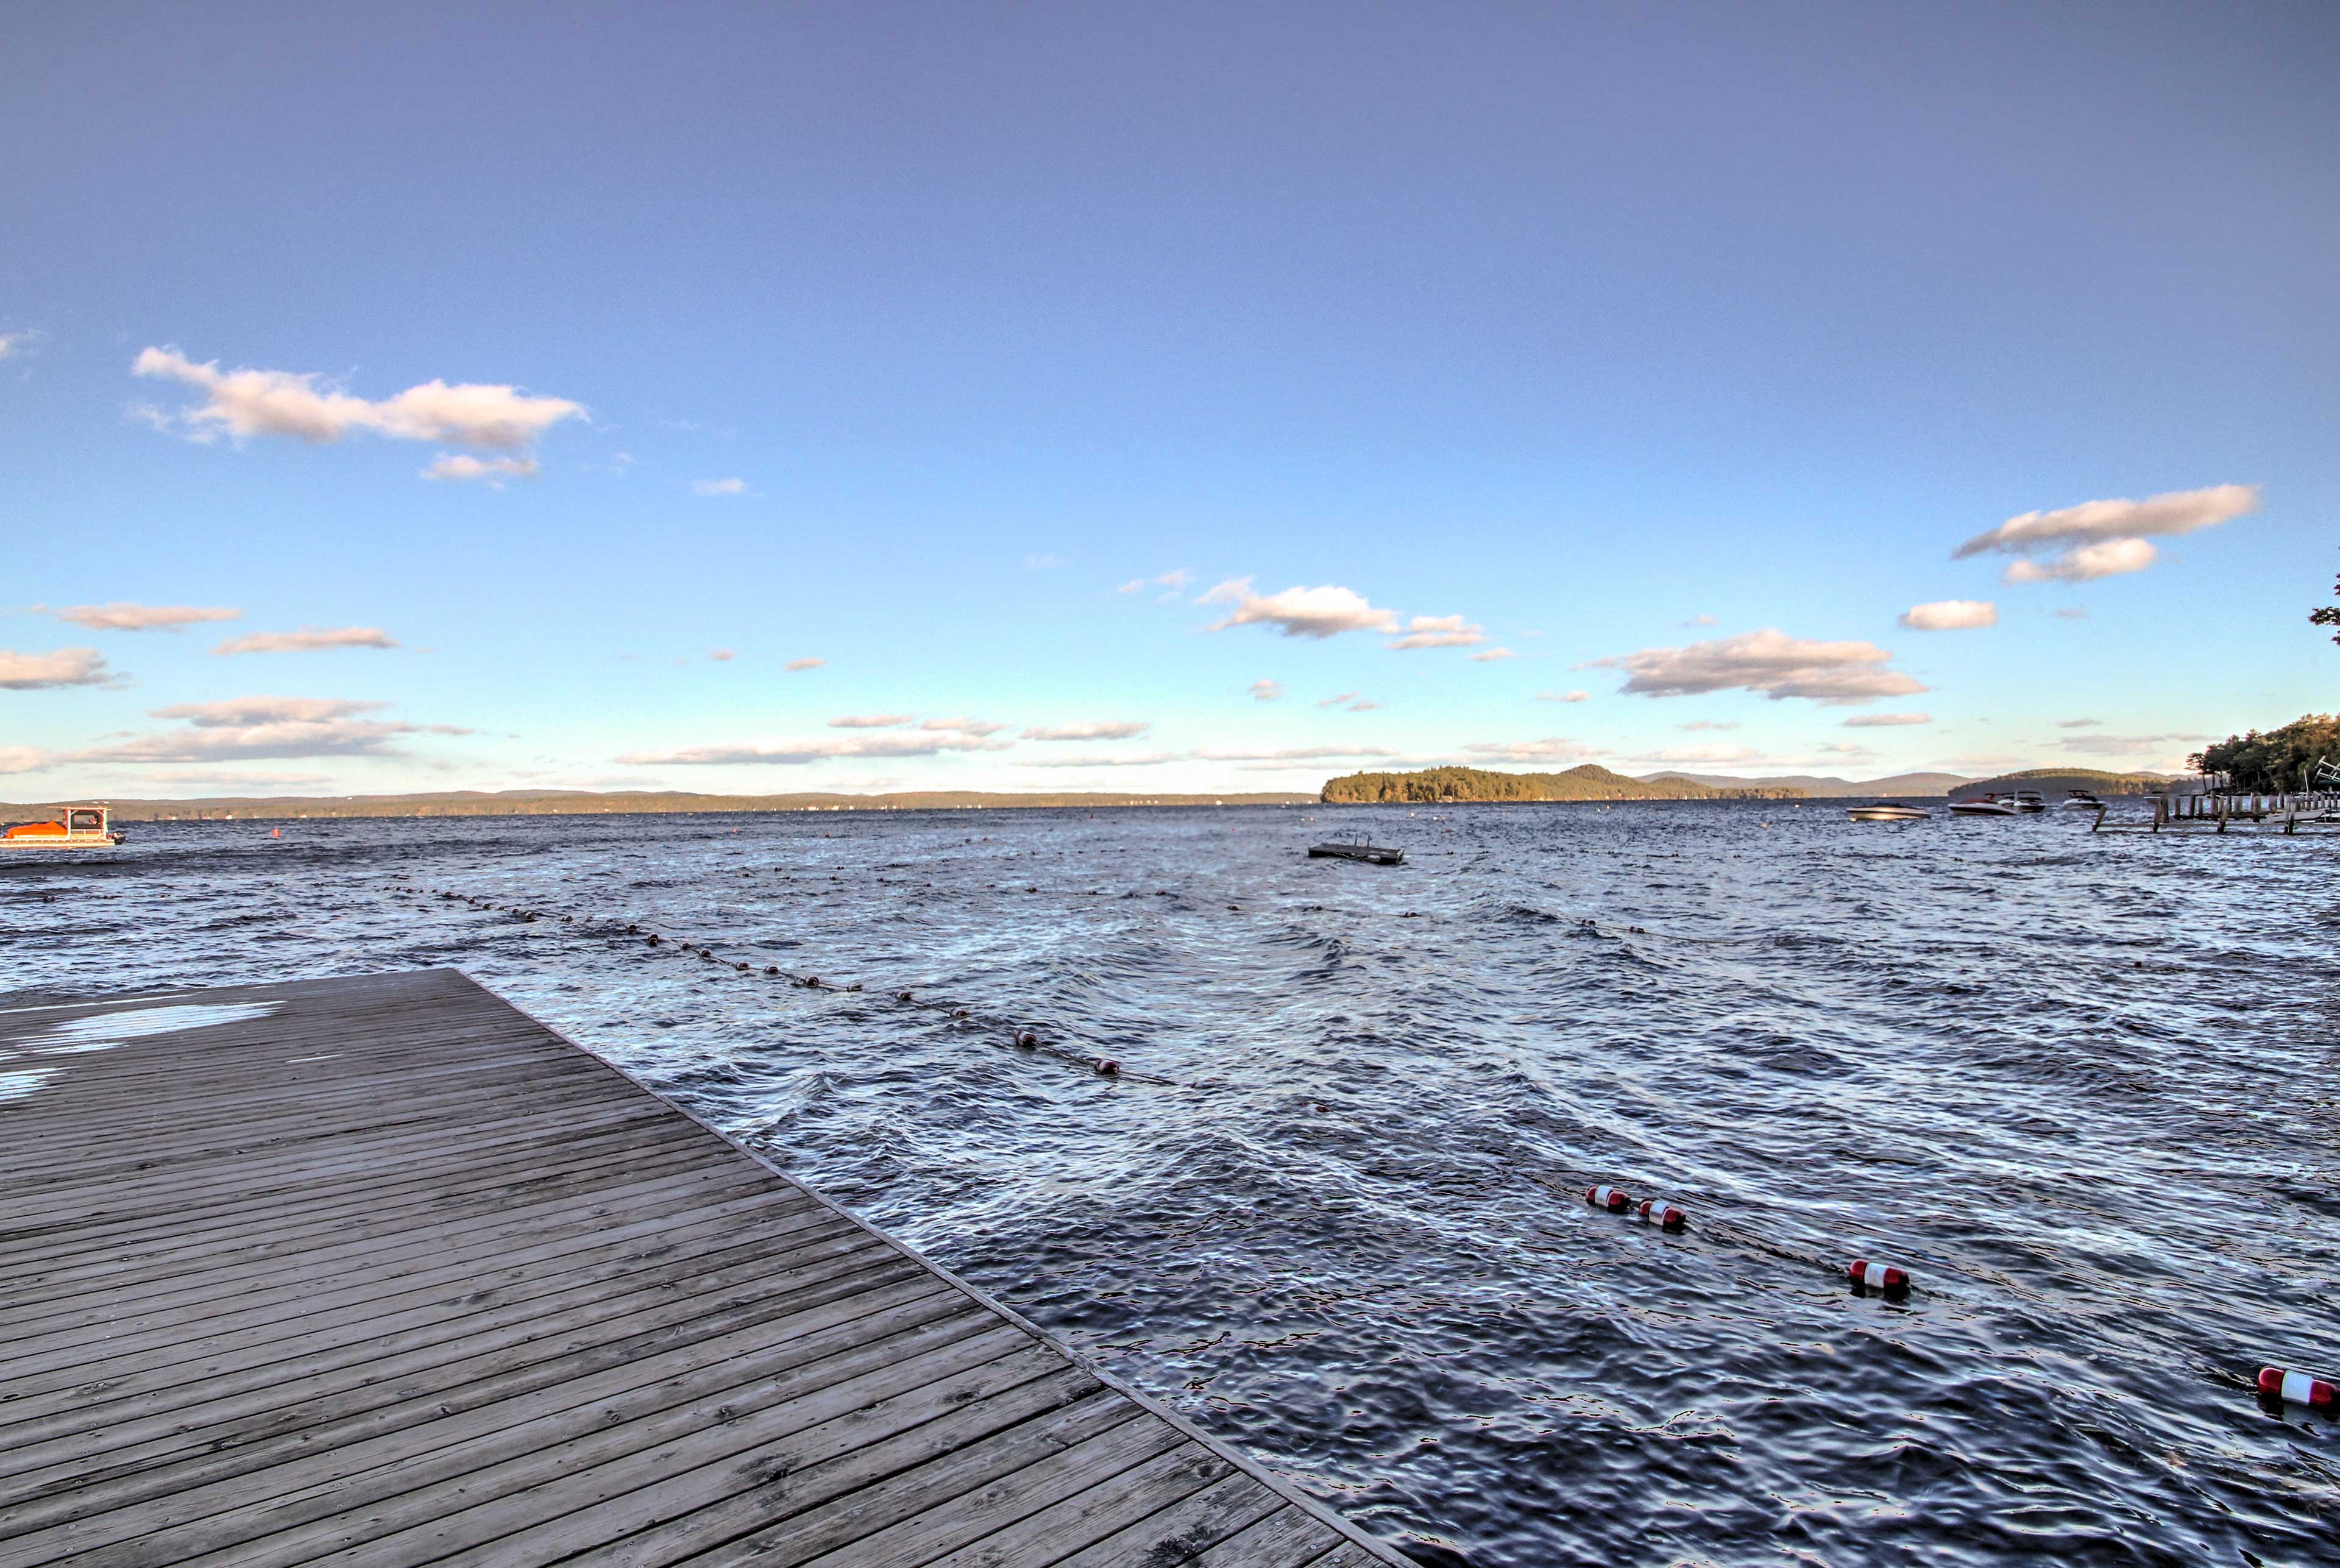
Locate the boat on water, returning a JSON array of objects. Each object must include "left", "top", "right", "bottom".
[
  {"left": 1, "top": 804, "right": 126, "bottom": 850},
  {"left": 1308, "top": 835, "right": 1405, "bottom": 865},
  {"left": 1846, "top": 801, "right": 1929, "bottom": 821},
  {"left": 2061, "top": 789, "right": 2104, "bottom": 811},
  {"left": 1948, "top": 793, "right": 2020, "bottom": 818},
  {"left": 2012, "top": 790, "right": 2046, "bottom": 813}
]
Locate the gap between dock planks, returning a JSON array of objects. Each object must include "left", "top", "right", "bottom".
[{"left": 0, "top": 967, "right": 1409, "bottom": 1568}]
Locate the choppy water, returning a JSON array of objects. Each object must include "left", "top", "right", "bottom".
[{"left": 5, "top": 801, "right": 2337, "bottom": 1566}]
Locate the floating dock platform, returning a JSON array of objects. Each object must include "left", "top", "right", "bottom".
[{"left": 0, "top": 968, "right": 1402, "bottom": 1567}]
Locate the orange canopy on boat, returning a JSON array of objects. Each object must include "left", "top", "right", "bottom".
[{"left": 4, "top": 821, "right": 67, "bottom": 838}]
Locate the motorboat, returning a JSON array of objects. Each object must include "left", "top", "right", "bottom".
[
  {"left": 1948, "top": 793, "right": 2019, "bottom": 818},
  {"left": 2061, "top": 789, "right": 2104, "bottom": 811},
  {"left": 1, "top": 804, "right": 126, "bottom": 850},
  {"left": 1846, "top": 801, "right": 1929, "bottom": 821},
  {"left": 2012, "top": 790, "right": 2046, "bottom": 813},
  {"left": 1308, "top": 835, "right": 1405, "bottom": 865}
]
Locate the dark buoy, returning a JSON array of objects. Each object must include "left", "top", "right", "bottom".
[
  {"left": 646, "top": 934, "right": 660, "bottom": 946},
  {"left": 766, "top": 965, "right": 779, "bottom": 976},
  {"left": 895, "top": 990, "right": 914, "bottom": 1002},
  {"left": 802, "top": 976, "right": 821, "bottom": 988},
  {"left": 1094, "top": 1057, "right": 1119, "bottom": 1076},
  {"left": 1015, "top": 1031, "right": 1039, "bottom": 1049},
  {"left": 951, "top": 1007, "right": 970, "bottom": 1018}
]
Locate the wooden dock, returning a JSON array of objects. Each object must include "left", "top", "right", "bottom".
[{"left": 0, "top": 968, "right": 1403, "bottom": 1568}]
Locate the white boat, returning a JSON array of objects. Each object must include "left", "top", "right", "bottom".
[
  {"left": 2060, "top": 789, "right": 2104, "bottom": 811},
  {"left": 2012, "top": 790, "right": 2046, "bottom": 813},
  {"left": 1, "top": 804, "right": 126, "bottom": 850},
  {"left": 1846, "top": 801, "right": 1929, "bottom": 821},
  {"left": 1948, "top": 793, "right": 2019, "bottom": 818}
]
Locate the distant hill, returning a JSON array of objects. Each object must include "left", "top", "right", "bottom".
[
  {"left": 1951, "top": 767, "right": 2166, "bottom": 800},
  {"left": 2, "top": 788, "right": 1315, "bottom": 823},
  {"left": 1647, "top": 770, "right": 1973, "bottom": 797},
  {"left": 1320, "top": 764, "right": 1803, "bottom": 803}
]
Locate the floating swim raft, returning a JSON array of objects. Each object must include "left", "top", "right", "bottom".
[
  {"left": 0, "top": 968, "right": 1406, "bottom": 1567},
  {"left": 1306, "top": 837, "right": 1405, "bottom": 865}
]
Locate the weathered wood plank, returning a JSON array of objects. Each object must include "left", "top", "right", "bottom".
[{"left": 0, "top": 968, "right": 1407, "bottom": 1567}]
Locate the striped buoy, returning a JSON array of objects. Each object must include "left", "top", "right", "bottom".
[
  {"left": 1586, "top": 1185, "right": 1631, "bottom": 1213},
  {"left": 2258, "top": 1368, "right": 2337, "bottom": 1408},
  {"left": 1639, "top": 1199, "right": 1686, "bottom": 1229},
  {"left": 1094, "top": 1057, "right": 1120, "bottom": 1076},
  {"left": 1015, "top": 1031, "right": 1040, "bottom": 1049},
  {"left": 1849, "top": 1259, "right": 1911, "bottom": 1292}
]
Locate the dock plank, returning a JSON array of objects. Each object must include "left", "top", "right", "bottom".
[{"left": 0, "top": 968, "right": 1406, "bottom": 1567}]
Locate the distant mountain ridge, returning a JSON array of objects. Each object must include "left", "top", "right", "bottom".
[
  {"left": 1321, "top": 764, "right": 1802, "bottom": 803},
  {"left": 1645, "top": 771, "right": 1973, "bottom": 796},
  {"left": 3, "top": 788, "right": 1316, "bottom": 821}
]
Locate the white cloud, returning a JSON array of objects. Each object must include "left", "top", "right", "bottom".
[
  {"left": 707, "top": 649, "right": 736, "bottom": 662},
  {"left": 0, "top": 747, "right": 50, "bottom": 773},
  {"left": 828, "top": 714, "right": 915, "bottom": 729},
  {"left": 1470, "top": 646, "right": 1516, "bottom": 662},
  {"left": 2004, "top": 538, "right": 2158, "bottom": 584},
  {"left": 692, "top": 477, "right": 747, "bottom": 497},
  {"left": 2057, "top": 718, "right": 2102, "bottom": 729},
  {"left": 1636, "top": 743, "right": 1764, "bottom": 765},
  {"left": 1249, "top": 679, "right": 1283, "bottom": 701},
  {"left": 1192, "top": 745, "right": 1399, "bottom": 763},
  {"left": 1317, "top": 690, "right": 1360, "bottom": 708},
  {"left": 1899, "top": 600, "right": 1997, "bottom": 631},
  {"left": 138, "top": 768, "right": 335, "bottom": 787},
  {"left": 1957, "top": 483, "right": 2260, "bottom": 558},
  {"left": 1814, "top": 741, "right": 1878, "bottom": 759},
  {"left": 1462, "top": 736, "right": 1603, "bottom": 764},
  {"left": 0, "top": 332, "right": 23, "bottom": 360},
  {"left": 79, "top": 696, "right": 469, "bottom": 762},
  {"left": 0, "top": 648, "right": 119, "bottom": 689},
  {"left": 1021, "top": 752, "right": 1185, "bottom": 769},
  {"left": 1956, "top": 483, "right": 2257, "bottom": 585},
  {"left": 1349, "top": 699, "right": 1380, "bottom": 711},
  {"left": 424, "top": 453, "right": 538, "bottom": 484},
  {"left": 1597, "top": 629, "right": 1926, "bottom": 706},
  {"left": 1200, "top": 579, "right": 1399, "bottom": 639},
  {"left": 2061, "top": 731, "right": 2202, "bottom": 756},
  {"left": 1678, "top": 720, "right": 1739, "bottom": 732},
  {"left": 615, "top": 731, "right": 1013, "bottom": 765},
  {"left": 132, "top": 347, "right": 583, "bottom": 452},
  {"left": 1020, "top": 721, "right": 1151, "bottom": 741},
  {"left": 784, "top": 657, "right": 824, "bottom": 672},
  {"left": 46, "top": 603, "right": 241, "bottom": 633},
  {"left": 1843, "top": 712, "right": 1932, "bottom": 728},
  {"left": 1118, "top": 569, "right": 1192, "bottom": 600},
  {"left": 1386, "top": 614, "right": 1485, "bottom": 651},
  {"left": 922, "top": 716, "right": 1007, "bottom": 736},
  {"left": 213, "top": 626, "right": 400, "bottom": 655},
  {"left": 1682, "top": 614, "right": 1719, "bottom": 627},
  {"left": 1023, "top": 553, "right": 1065, "bottom": 570},
  {"left": 1537, "top": 690, "right": 1590, "bottom": 704}
]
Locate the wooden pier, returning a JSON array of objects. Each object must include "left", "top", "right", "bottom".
[{"left": 0, "top": 968, "right": 1403, "bottom": 1568}]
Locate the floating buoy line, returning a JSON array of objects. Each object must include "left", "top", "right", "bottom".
[
  {"left": 383, "top": 881, "right": 1171, "bottom": 1084},
  {"left": 374, "top": 878, "right": 2340, "bottom": 1410}
]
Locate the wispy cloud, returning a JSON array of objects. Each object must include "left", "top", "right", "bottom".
[
  {"left": 1681, "top": 613, "right": 1719, "bottom": 627},
  {"left": 691, "top": 477, "right": 746, "bottom": 497},
  {"left": 1899, "top": 600, "right": 1996, "bottom": 631},
  {"left": 2057, "top": 718, "right": 2102, "bottom": 729},
  {"left": 80, "top": 696, "right": 469, "bottom": 762},
  {"left": 132, "top": 347, "right": 583, "bottom": 453},
  {"left": 1250, "top": 679, "right": 1283, "bottom": 701},
  {"left": 44, "top": 603, "right": 241, "bottom": 633},
  {"left": 214, "top": 626, "right": 399, "bottom": 655},
  {"left": 923, "top": 716, "right": 1007, "bottom": 736},
  {"left": 1023, "top": 553, "right": 1066, "bottom": 570},
  {"left": 1200, "top": 579, "right": 1399, "bottom": 638},
  {"left": 1843, "top": 712, "right": 1932, "bottom": 728},
  {"left": 1536, "top": 690, "right": 1590, "bottom": 704},
  {"left": 784, "top": 657, "right": 824, "bottom": 672},
  {"left": 423, "top": 453, "right": 538, "bottom": 485},
  {"left": 1386, "top": 614, "right": 1484, "bottom": 651},
  {"left": 1678, "top": 720, "right": 1740, "bottom": 731},
  {"left": 1463, "top": 736, "right": 1602, "bottom": 764},
  {"left": 616, "top": 731, "right": 1012, "bottom": 766},
  {"left": 0, "top": 648, "right": 121, "bottom": 689},
  {"left": 707, "top": 649, "right": 736, "bottom": 662},
  {"left": 1957, "top": 483, "right": 2258, "bottom": 584},
  {"left": 1020, "top": 721, "right": 1151, "bottom": 741},
  {"left": 2060, "top": 731, "right": 2203, "bottom": 756},
  {"left": 1116, "top": 569, "right": 1191, "bottom": 602},
  {"left": 1470, "top": 646, "right": 1515, "bottom": 662},
  {"left": 2054, "top": 607, "right": 2090, "bottom": 620},
  {"left": 1595, "top": 629, "right": 1926, "bottom": 706},
  {"left": 138, "top": 768, "right": 335, "bottom": 787},
  {"left": 1317, "top": 690, "right": 1360, "bottom": 708},
  {"left": 0, "top": 746, "right": 52, "bottom": 773},
  {"left": 1020, "top": 751, "right": 1185, "bottom": 768},
  {"left": 828, "top": 714, "right": 915, "bottom": 729}
]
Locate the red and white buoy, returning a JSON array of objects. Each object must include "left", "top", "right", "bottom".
[
  {"left": 1639, "top": 1199, "right": 1686, "bottom": 1229},
  {"left": 1586, "top": 1185, "right": 1631, "bottom": 1213},
  {"left": 1849, "top": 1258, "right": 1911, "bottom": 1292},
  {"left": 2258, "top": 1367, "right": 2336, "bottom": 1408}
]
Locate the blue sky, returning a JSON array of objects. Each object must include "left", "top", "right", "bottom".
[{"left": 5, "top": 2, "right": 2334, "bottom": 798}]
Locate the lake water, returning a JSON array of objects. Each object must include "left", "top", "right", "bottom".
[{"left": 5, "top": 801, "right": 2336, "bottom": 1566}]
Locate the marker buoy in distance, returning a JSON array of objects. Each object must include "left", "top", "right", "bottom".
[
  {"left": 802, "top": 976, "right": 821, "bottom": 988},
  {"left": 766, "top": 965, "right": 779, "bottom": 976},
  {"left": 1015, "top": 1031, "right": 1039, "bottom": 1049},
  {"left": 895, "top": 990, "right": 914, "bottom": 1002},
  {"left": 2258, "top": 1368, "right": 2337, "bottom": 1408},
  {"left": 1849, "top": 1259, "right": 1912, "bottom": 1294},
  {"left": 1586, "top": 1186, "right": 1631, "bottom": 1213},
  {"left": 1639, "top": 1199, "right": 1686, "bottom": 1229},
  {"left": 645, "top": 935, "right": 660, "bottom": 946},
  {"left": 1094, "top": 1057, "right": 1119, "bottom": 1076}
]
